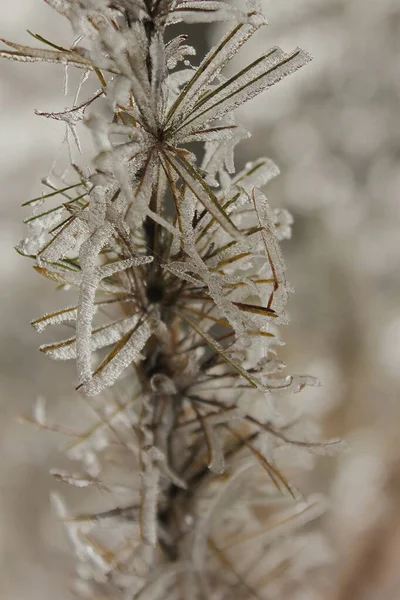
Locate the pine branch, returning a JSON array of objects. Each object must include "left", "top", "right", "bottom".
[{"left": 1, "top": 1, "right": 340, "bottom": 598}]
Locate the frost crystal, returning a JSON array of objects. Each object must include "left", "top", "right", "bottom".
[{"left": 2, "top": 2, "right": 337, "bottom": 598}]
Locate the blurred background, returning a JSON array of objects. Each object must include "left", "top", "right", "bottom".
[{"left": 1, "top": 1, "right": 400, "bottom": 598}]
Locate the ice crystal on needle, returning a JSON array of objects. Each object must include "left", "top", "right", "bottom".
[{"left": 2, "top": 1, "right": 339, "bottom": 598}]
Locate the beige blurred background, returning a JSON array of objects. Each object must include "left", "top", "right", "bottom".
[{"left": 1, "top": 1, "right": 400, "bottom": 598}]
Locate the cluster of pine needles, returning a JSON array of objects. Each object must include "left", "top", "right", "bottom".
[{"left": 1, "top": 1, "right": 343, "bottom": 598}]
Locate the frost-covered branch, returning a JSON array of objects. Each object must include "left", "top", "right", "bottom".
[{"left": 1, "top": 1, "right": 341, "bottom": 598}]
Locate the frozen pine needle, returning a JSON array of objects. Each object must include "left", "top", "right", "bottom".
[{"left": 2, "top": 1, "right": 339, "bottom": 598}]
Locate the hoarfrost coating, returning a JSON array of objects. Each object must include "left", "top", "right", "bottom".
[{"left": 1, "top": 1, "right": 340, "bottom": 599}]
